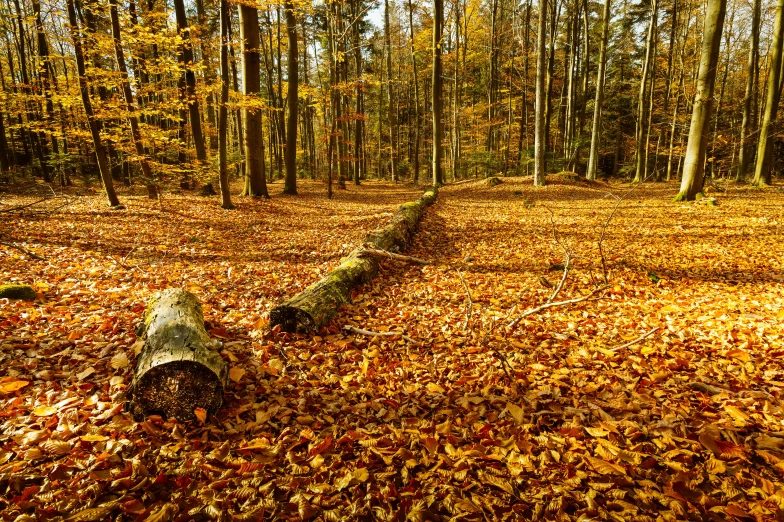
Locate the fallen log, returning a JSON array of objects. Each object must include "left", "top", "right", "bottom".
[
  {"left": 128, "top": 289, "right": 228, "bottom": 421},
  {"left": 270, "top": 187, "right": 437, "bottom": 333},
  {"left": 0, "top": 284, "right": 36, "bottom": 300}
]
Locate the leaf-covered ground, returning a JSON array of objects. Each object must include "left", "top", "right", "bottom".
[{"left": 1, "top": 178, "right": 784, "bottom": 521}]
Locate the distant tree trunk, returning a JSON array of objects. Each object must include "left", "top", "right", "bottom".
[
  {"left": 385, "top": 0, "right": 400, "bottom": 182},
  {"left": 218, "top": 0, "right": 234, "bottom": 209},
  {"left": 752, "top": 0, "right": 784, "bottom": 187},
  {"left": 109, "top": 0, "right": 157, "bottom": 197},
  {"left": 173, "top": 0, "right": 207, "bottom": 162},
  {"left": 534, "top": 0, "right": 547, "bottom": 186},
  {"left": 66, "top": 0, "right": 121, "bottom": 208},
  {"left": 239, "top": 4, "right": 269, "bottom": 198},
  {"left": 586, "top": 0, "right": 611, "bottom": 181},
  {"left": 543, "top": 0, "right": 559, "bottom": 151},
  {"left": 353, "top": 0, "right": 365, "bottom": 185},
  {"left": 675, "top": 0, "right": 726, "bottom": 200},
  {"left": 737, "top": 0, "right": 761, "bottom": 181},
  {"left": 487, "top": 0, "right": 500, "bottom": 154},
  {"left": 432, "top": 0, "right": 444, "bottom": 186},
  {"left": 283, "top": 1, "right": 298, "bottom": 195},
  {"left": 634, "top": 0, "right": 658, "bottom": 182},
  {"left": 409, "top": 0, "right": 421, "bottom": 183},
  {"left": 33, "top": 0, "right": 58, "bottom": 181}
]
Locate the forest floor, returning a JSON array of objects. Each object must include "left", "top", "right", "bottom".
[{"left": 1, "top": 177, "right": 784, "bottom": 521}]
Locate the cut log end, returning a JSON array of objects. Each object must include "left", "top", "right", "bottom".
[
  {"left": 269, "top": 305, "right": 316, "bottom": 334},
  {"left": 129, "top": 288, "right": 228, "bottom": 421},
  {"left": 128, "top": 360, "right": 224, "bottom": 421}
]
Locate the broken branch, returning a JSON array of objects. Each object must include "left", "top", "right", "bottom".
[
  {"left": 343, "top": 325, "right": 416, "bottom": 343},
  {"left": 359, "top": 248, "right": 430, "bottom": 265},
  {"left": 508, "top": 285, "right": 607, "bottom": 329},
  {"left": 0, "top": 240, "right": 47, "bottom": 261},
  {"left": 609, "top": 326, "right": 661, "bottom": 351}
]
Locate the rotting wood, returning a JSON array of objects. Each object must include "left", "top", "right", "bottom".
[
  {"left": 270, "top": 187, "right": 437, "bottom": 333},
  {"left": 128, "top": 288, "right": 228, "bottom": 421}
]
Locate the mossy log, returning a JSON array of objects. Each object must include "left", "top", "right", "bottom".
[
  {"left": 270, "top": 187, "right": 437, "bottom": 333},
  {"left": 486, "top": 176, "right": 502, "bottom": 187},
  {"left": 0, "top": 284, "right": 36, "bottom": 300},
  {"left": 128, "top": 289, "right": 228, "bottom": 421}
]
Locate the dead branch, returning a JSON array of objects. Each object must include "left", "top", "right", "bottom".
[
  {"left": 456, "top": 270, "right": 473, "bottom": 330},
  {"left": 508, "top": 285, "right": 607, "bottom": 329},
  {"left": 609, "top": 326, "right": 661, "bottom": 351},
  {"left": 0, "top": 197, "right": 51, "bottom": 214},
  {"left": 343, "top": 325, "right": 417, "bottom": 343},
  {"left": 359, "top": 248, "right": 430, "bottom": 265},
  {"left": 0, "top": 240, "right": 47, "bottom": 261},
  {"left": 547, "top": 252, "right": 572, "bottom": 304}
]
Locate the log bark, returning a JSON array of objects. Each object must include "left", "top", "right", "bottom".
[
  {"left": 270, "top": 188, "right": 437, "bottom": 333},
  {"left": 128, "top": 289, "right": 228, "bottom": 421}
]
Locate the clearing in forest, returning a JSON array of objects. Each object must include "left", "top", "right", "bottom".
[{"left": 1, "top": 178, "right": 784, "bottom": 520}]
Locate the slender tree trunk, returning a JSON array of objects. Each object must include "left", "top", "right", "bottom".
[
  {"left": 173, "top": 0, "right": 207, "bottom": 162},
  {"left": 109, "top": 0, "right": 157, "bottom": 198},
  {"left": 676, "top": 0, "right": 727, "bottom": 200},
  {"left": 66, "top": 0, "right": 121, "bottom": 208},
  {"left": 218, "top": 0, "right": 234, "bottom": 209},
  {"left": 33, "top": 0, "right": 58, "bottom": 182},
  {"left": 353, "top": 0, "right": 365, "bottom": 185},
  {"left": 586, "top": 0, "right": 611, "bottom": 180},
  {"left": 385, "top": 0, "right": 400, "bottom": 182},
  {"left": 634, "top": 0, "right": 658, "bottom": 182},
  {"left": 534, "top": 0, "right": 548, "bottom": 186},
  {"left": 409, "top": 0, "right": 422, "bottom": 183},
  {"left": 752, "top": 0, "right": 783, "bottom": 186},
  {"left": 283, "top": 1, "right": 298, "bottom": 194},
  {"left": 239, "top": 4, "right": 269, "bottom": 198},
  {"left": 737, "top": 0, "right": 761, "bottom": 181},
  {"left": 432, "top": 0, "right": 444, "bottom": 186}
]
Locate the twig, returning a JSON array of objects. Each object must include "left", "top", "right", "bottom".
[
  {"left": 508, "top": 285, "right": 607, "bottom": 329},
  {"left": 456, "top": 270, "right": 473, "bottom": 330},
  {"left": 360, "top": 248, "right": 429, "bottom": 265},
  {"left": 547, "top": 251, "right": 572, "bottom": 304},
  {"left": 608, "top": 326, "right": 660, "bottom": 351},
  {"left": 343, "top": 325, "right": 416, "bottom": 343},
  {"left": 0, "top": 240, "right": 47, "bottom": 261},
  {"left": 0, "top": 197, "right": 50, "bottom": 213}
]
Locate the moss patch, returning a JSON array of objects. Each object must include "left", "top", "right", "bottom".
[{"left": 0, "top": 284, "right": 36, "bottom": 300}]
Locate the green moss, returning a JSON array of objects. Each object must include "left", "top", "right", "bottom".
[
  {"left": 0, "top": 284, "right": 36, "bottom": 300},
  {"left": 673, "top": 192, "right": 688, "bottom": 202}
]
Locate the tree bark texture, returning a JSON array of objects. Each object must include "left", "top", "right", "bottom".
[
  {"left": 270, "top": 188, "right": 438, "bottom": 333},
  {"left": 128, "top": 289, "right": 228, "bottom": 421},
  {"left": 586, "top": 0, "right": 611, "bottom": 181},
  {"left": 283, "top": 1, "right": 299, "bottom": 195},
  {"left": 752, "top": 0, "right": 784, "bottom": 186},
  {"left": 676, "top": 0, "right": 726, "bottom": 200},
  {"left": 218, "top": 0, "right": 234, "bottom": 209},
  {"left": 737, "top": 0, "right": 760, "bottom": 181},
  {"left": 240, "top": 5, "right": 270, "bottom": 198},
  {"left": 432, "top": 0, "right": 445, "bottom": 185},
  {"left": 534, "top": 0, "right": 548, "bottom": 186}
]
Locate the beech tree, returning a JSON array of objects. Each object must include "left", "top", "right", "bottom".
[{"left": 675, "top": 0, "right": 727, "bottom": 201}]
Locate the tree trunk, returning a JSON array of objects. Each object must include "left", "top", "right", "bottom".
[
  {"left": 270, "top": 188, "right": 437, "bottom": 333},
  {"left": 432, "top": 0, "right": 445, "bottom": 186},
  {"left": 33, "top": 0, "right": 58, "bottom": 182},
  {"left": 128, "top": 289, "right": 228, "bottom": 421},
  {"left": 385, "top": 0, "right": 400, "bottom": 182},
  {"left": 409, "top": 0, "right": 422, "bottom": 183},
  {"left": 109, "top": 0, "right": 156, "bottom": 197},
  {"left": 239, "top": 4, "right": 270, "bottom": 198},
  {"left": 634, "top": 0, "right": 658, "bottom": 182},
  {"left": 283, "top": 1, "right": 298, "bottom": 195},
  {"left": 66, "top": 0, "right": 122, "bottom": 208},
  {"left": 675, "top": 0, "right": 726, "bottom": 200},
  {"left": 737, "top": 0, "right": 761, "bottom": 181},
  {"left": 534, "top": 0, "right": 548, "bottom": 186},
  {"left": 173, "top": 0, "right": 207, "bottom": 162},
  {"left": 586, "top": 0, "right": 611, "bottom": 180},
  {"left": 752, "top": 0, "right": 784, "bottom": 187},
  {"left": 218, "top": 0, "right": 234, "bottom": 209}
]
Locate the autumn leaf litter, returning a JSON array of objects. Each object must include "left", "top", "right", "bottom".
[{"left": 1, "top": 178, "right": 783, "bottom": 521}]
